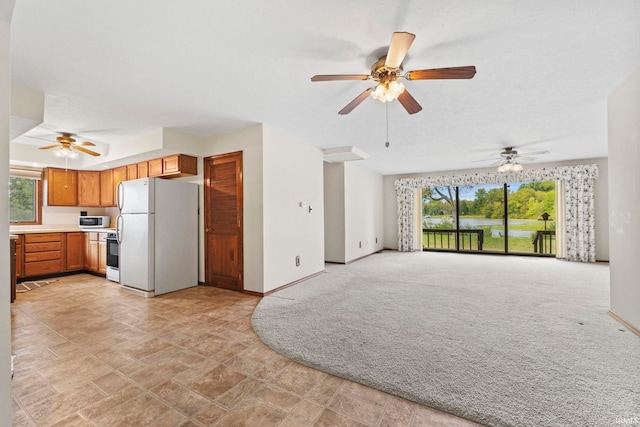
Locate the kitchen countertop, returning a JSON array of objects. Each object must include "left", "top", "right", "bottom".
[{"left": 10, "top": 225, "right": 116, "bottom": 234}]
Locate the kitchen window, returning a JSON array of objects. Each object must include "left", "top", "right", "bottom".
[{"left": 9, "top": 167, "right": 43, "bottom": 225}]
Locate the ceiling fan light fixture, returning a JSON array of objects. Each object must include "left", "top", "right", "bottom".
[
  {"left": 497, "top": 161, "right": 523, "bottom": 173},
  {"left": 54, "top": 145, "right": 78, "bottom": 159},
  {"left": 371, "top": 80, "right": 405, "bottom": 103}
]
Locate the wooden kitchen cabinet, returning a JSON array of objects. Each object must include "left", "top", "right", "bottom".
[
  {"left": 148, "top": 155, "right": 197, "bottom": 178},
  {"left": 112, "top": 166, "right": 127, "bottom": 206},
  {"left": 77, "top": 170, "right": 101, "bottom": 207},
  {"left": 100, "top": 169, "right": 114, "bottom": 206},
  {"left": 45, "top": 168, "right": 78, "bottom": 206},
  {"left": 65, "top": 232, "right": 85, "bottom": 271},
  {"left": 148, "top": 158, "right": 163, "bottom": 177},
  {"left": 84, "top": 232, "right": 99, "bottom": 272},
  {"left": 15, "top": 235, "right": 23, "bottom": 279},
  {"left": 162, "top": 154, "right": 197, "bottom": 177},
  {"left": 83, "top": 232, "right": 106, "bottom": 274},
  {"left": 98, "top": 232, "right": 107, "bottom": 274},
  {"left": 127, "top": 164, "right": 138, "bottom": 180},
  {"left": 23, "top": 233, "right": 62, "bottom": 277},
  {"left": 137, "top": 162, "right": 149, "bottom": 178}
]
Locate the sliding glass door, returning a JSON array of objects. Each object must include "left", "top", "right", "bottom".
[{"left": 422, "top": 180, "right": 556, "bottom": 256}]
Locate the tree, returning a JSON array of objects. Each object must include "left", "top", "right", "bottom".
[{"left": 9, "top": 177, "right": 35, "bottom": 221}]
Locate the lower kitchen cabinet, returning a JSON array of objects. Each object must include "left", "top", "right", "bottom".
[
  {"left": 23, "top": 233, "right": 62, "bottom": 277},
  {"left": 98, "top": 233, "right": 107, "bottom": 274},
  {"left": 84, "top": 232, "right": 107, "bottom": 274},
  {"left": 65, "top": 232, "right": 85, "bottom": 271}
]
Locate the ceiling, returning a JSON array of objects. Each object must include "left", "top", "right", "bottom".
[{"left": 9, "top": 1, "right": 640, "bottom": 175}]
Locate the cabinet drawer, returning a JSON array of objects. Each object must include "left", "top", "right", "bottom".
[
  {"left": 25, "top": 251, "right": 61, "bottom": 262},
  {"left": 24, "top": 233, "right": 62, "bottom": 243},
  {"left": 25, "top": 242, "right": 62, "bottom": 252},
  {"left": 24, "top": 260, "right": 61, "bottom": 277}
]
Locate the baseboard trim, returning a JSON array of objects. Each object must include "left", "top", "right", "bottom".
[
  {"left": 325, "top": 250, "right": 384, "bottom": 265},
  {"left": 242, "top": 270, "right": 326, "bottom": 297},
  {"left": 608, "top": 310, "right": 640, "bottom": 336}
]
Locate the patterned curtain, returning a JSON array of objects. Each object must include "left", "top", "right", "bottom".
[
  {"left": 395, "top": 164, "right": 599, "bottom": 262},
  {"left": 565, "top": 178, "right": 596, "bottom": 262}
]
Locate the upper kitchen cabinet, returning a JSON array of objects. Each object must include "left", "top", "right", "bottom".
[
  {"left": 112, "top": 166, "right": 127, "bottom": 205},
  {"left": 138, "top": 162, "right": 149, "bottom": 178},
  {"left": 100, "top": 169, "right": 114, "bottom": 206},
  {"left": 148, "top": 158, "right": 163, "bottom": 177},
  {"left": 44, "top": 168, "right": 78, "bottom": 206},
  {"left": 77, "top": 171, "right": 101, "bottom": 207},
  {"left": 163, "top": 155, "right": 197, "bottom": 177},
  {"left": 126, "top": 164, "right": 138, "bottom": 180},
  {"left": 149, "top": 154, "right": 198, "bottom": 178}
]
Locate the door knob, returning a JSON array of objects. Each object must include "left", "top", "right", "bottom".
[{"left": 205, "top": 228, "right": 211, "bottom": 233}]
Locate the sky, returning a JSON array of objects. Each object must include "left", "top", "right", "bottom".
[{"left": 457, "top": 182, "right": 524, "bottom": 201}]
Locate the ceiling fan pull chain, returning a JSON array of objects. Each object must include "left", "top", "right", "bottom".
[{"left": 385, "top": 103, "right": 390, "bottom": 148}]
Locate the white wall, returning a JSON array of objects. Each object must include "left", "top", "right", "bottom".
[
  {"left": 608, "top": 67, "right": 640, "bottom": 331},
  {"left": 262, "top": 125, "right": 324, "bottom": 293},
  {"left": 383, "top": 157, "right": 610, "bottom": 262},
  {"left": 323, "top": 162, "right": 384, "bottom": 263},
  {"left": 324, "top": 163, "right": 345, "bottom": 262},
  {"left": 1, "top": 4, "right": 15, "bottom": 425},
  {"left": 203, "top": 125, "right": 264, "bottom": 293},
  {"left": 344, "top": 162, "right": 384, "bottom": 262}
]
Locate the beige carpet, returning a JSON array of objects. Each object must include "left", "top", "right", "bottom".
[{"left": 252, "top": 250, "right": 640, "bottom": 427}]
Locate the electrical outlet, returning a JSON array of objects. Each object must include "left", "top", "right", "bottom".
[
  {"left": 376, "top": 237, "right": 378, "bottom": 244},
  {"left": 295, "top": 255, "right": 300, "bottom": 267},
  {"left": 359, "top": 241, "right": 362, "bottom": 248}
]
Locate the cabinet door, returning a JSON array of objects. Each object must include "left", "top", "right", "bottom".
[
  {"left": 127, "top": 164, "right": 138, "bottom": 180},
  {"left": 98, "top": 233, "right": 107, "bottom": 274},
  {"left": 100, "top": 169, "right": 114, "bottom": 206},
  {"left": 162, "top": 155, "right": 180, "bottom": 174},
  {"left": 77, "top": 171, "right": 101, "bottom": 207},
  {"left": 113, "top": 166, "right": 127, "bottom": 207},
  {"left": 65, "top": 232, "right": 85, "bottom": 271},
  {"left": 137, "top": 162, "right": 149, "bottom": 178},
  {"left": 46, "top": 168, "right": 78, "bottom": 206},
  {"left": 15, "top": 237, "right": 23, "bottom": 279},
  {"left": 148, "top": 159, "right": 163, "bottom": 177}
]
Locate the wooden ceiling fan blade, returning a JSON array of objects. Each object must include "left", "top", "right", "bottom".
[
  {"left": 338, "top": 88, "right": 373, "bottom": 115},
  {"left": 38, "top": 144, "right": 61, "bottom": 150},
  {"left": 405, "top": 66, "right": 477, "bottom": 80},
  {"left": 74, "top": 146, "right": 100, "bottom": 156},
  {"left": 77, "top": 141, "right": 96, "bottom": 146},
  {"left": 311, "top": 74, "right": 370, "bottom": 82},
  {"left": 385, "top": 32, "right": 416, "bottom": 68},
  {"left": 397, "top": 90, "right": 422, "bottom": 115}
]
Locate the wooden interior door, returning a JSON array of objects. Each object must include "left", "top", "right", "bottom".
[{"left": 204, "top": 151, "right": 243, "bottom": 291}]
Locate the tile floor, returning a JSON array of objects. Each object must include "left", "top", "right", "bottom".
[{"left": 11, "top": 274, "right": 480, "bottom": 427}]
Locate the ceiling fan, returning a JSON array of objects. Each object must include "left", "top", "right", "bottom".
[
  {"left": 311, "top": 32, "right": 476, "bottom": 115},
  {"left": 474, "top": 147, "right": 549, "bottom": 172},
  {"left": 38, "top": 132, "right": 101, "bottom": 157}
]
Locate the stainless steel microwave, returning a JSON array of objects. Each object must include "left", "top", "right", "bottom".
[{"left": 78, "top": 215, "right": 111, "bottom": 229}]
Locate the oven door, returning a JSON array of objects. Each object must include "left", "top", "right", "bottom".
[{"left": 106, "top": 236, "right": 119, "bottom": 268}]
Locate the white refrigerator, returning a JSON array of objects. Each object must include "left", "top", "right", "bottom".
[{"left": 116, "top": 177, "right": 198, "bottom": 296}]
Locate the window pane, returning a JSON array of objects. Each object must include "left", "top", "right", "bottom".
[
  {"left": 507, "top": 181, "right": 556, "bottom": 255},
  {"left": 422, "top": 186, "right": 458, "bottom": 250},
  {"left": 460, "top": 183, "right": 505, "bottom": 253},
  {"left": 10, "top": 177, "right": 36, "bottom": 222}
]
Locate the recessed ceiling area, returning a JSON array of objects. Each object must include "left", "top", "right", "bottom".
[{"left": 9, "top": 1, "right": 640, "bottom": 175}]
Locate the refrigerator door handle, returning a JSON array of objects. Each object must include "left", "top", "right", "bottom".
[
  {"left": 117, "top": 181, "right": 125, "bottom": 211},
  {"left": 116, "top": 214, "right": 123, "bottom": 244}
]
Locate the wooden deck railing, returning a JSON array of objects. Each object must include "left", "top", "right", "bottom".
[
  {"left": 423, "top": 229, "right": 484, "bottom": 251},
  {"left": 532, "top": 230, "right": 555, "bottom": 254}
]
